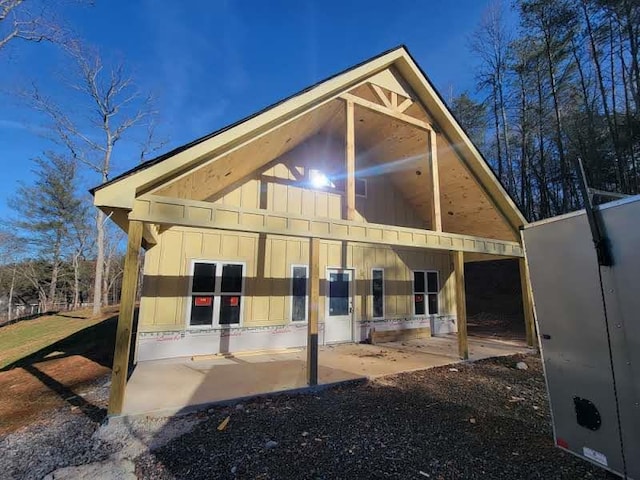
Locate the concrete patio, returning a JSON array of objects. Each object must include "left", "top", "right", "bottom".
[{"left": 121, "top": 335, "right": 533, "bottom": 416}]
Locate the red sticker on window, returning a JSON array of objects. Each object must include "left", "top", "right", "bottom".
[
  {"left": 194, "top": 296, "right": 212, "bottom": 306},
  {"left": 415, "top": 294, "right": 424, "bottom": 302},
  {"left": 229, "top": 296, "right": 239, "bottom": 307}
]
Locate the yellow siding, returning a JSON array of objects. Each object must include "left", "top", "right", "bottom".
[{"left": 138, "top": 226, "right": 454, "bottom": 332}]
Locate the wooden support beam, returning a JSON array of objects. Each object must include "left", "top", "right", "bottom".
[
  {"left": 345, "top": 99, "right": 356, "bottom": 221},
  {"left": 307, "top": 237, "right": 320, "bottom": 386},
  {"left": 390, "top": 91, "right": 398, "bottom": 109},
  {"left": 340, "top": 93, "right": 433, "bottom": 132},
  {"left": 397, "top": 97, "right": 413, "bottom": 113},
  {"left": 519, "top": 256, "right": 537, "bottom": 348},
  {"left": 132, "top": 195, "right": 526, "bottom": 258},
  {"left": 108, "top": 220, "right": 143, "bottom": 416},
  {"left": 371, "top": 84, "right": 392, "bottom": 108},
  {"left": 428, "top": 129, "right": 442, "bottom": 231},
  {"left": 452, "top": 250, "right": 468, "bottom": 360}
]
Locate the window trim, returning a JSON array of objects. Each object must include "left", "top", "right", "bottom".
[
  {"left": 412, "top": 270, "right": 440, "bottom": 316},
  {"left": 186, "top": 260, "right": 246, "bottom": 329},
  {"left": 355, "top": 177, "right": 367, "bottom": 198},
  {"left": 289, "top": 264, "right": 309, "bottom": 323},
  {"left": 371, "top": 267, "right": 385, "bottom": 319}
]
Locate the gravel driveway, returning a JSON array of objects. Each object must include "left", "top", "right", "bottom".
[
  {"left": 0, "top": 353, "right": 618, "bottom": 480},
  {"left": 135, "top": 354, "right": 616, "bottom": 480}
]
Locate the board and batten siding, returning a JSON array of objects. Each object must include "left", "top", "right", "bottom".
[{"left": 138, "top": 225, "right": 454, "bottom": 332}]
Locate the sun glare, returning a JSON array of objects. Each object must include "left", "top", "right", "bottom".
[{"left": 309, "top": 169, "right": 334, "bottom": 188}]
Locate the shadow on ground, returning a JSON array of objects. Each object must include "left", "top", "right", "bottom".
[{"left": 1, "top": 313, "right": 121, "bottom": 427}]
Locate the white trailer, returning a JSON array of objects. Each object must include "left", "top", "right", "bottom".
[{"left": 522, "top": 195, "right": 640, "bottom": 479}]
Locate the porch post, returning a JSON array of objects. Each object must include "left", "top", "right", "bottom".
[
  {"left": 452, "top": 250, "right": 468, "bottom": 360},
  {"left": 519, "top": 256, "right": 537, "bottom": 348},
  {"left": 108, "top": 219, "right": 143, "bottom": 416},
  {"left": 307, "top": 237, "right": 320, "bottom": 386},
  {"left": 428, "top": 129, "right": 442, "bottom": 232},
  {"left": 345, "top": 99, "right": 356, "bottom": 221}
]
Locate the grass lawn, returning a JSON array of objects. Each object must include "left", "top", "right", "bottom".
[{"left": 0, "top": 309, "right": 114, "bottom": 370}]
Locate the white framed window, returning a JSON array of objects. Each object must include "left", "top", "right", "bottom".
[
  {"left": 188, "top": 260, "right": 245, "bottom": 327},
  {"left": 413, "top": 270, "right": 439, "bottom": 315},
  {"left": 290, "top": 264, "right": 308, "bottom": 322},
  {"left": 371, "top": 268, "right": 384, "bottom": 318},
  {"left": 355, "top": 177, "right": 367, "bottom": 197}
]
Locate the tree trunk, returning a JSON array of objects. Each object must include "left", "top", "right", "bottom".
[
  {"left": 8, "top": 265, "right": 16, "bottom": 321},
  {"left": 103, "top": 253, "right": 111, "bottom": 307},
  {"left": 48, "top": 234, "right": 62, "bottom": 312},
  {"left": 92, "top": 208, "right": 105, "bottom": 315},
  {"left": 609, "top": 16, "right": 626, "bottom": 192},
  {"left": 73, "top": 253, "right": 81, "bottom": 309},
  {"left": 48, "top": 261, "right": 58, "bottom": 311},
  {"left": 492, "top": 85, "right": 503, "bottom": 180},
  {"left": 542, "top": 21, "right": 569, "bottom": 212},
  {"left": 535, "top": 65, "right": 550, "bottom": 218},
  {"left": 498, "top": 80, "right": 515, "bottom": 193},
  {"left": 517, "top": 72, "right": 530, "bottom": 219}
]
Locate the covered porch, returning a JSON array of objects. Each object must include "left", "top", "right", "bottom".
[
  {"left": 105, "top": 210, "right": 535, "bottom": 416},
  {"left": 121, "top": 335, "right": 533, "bottom": 417}
]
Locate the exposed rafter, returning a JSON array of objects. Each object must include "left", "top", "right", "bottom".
[
  {"left": 397, "top": 97, "right": 413, "bottom": 113},
  {"left": 371, "top": 83, "right": 392, "bottom": 108}
]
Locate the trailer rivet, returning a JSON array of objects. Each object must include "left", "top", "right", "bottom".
[
  {"left": 616, "top": 324, "right": 622, "bottom": 328},
  {"left": 609, "top": 289, "right": 614, "bottom": 293}
]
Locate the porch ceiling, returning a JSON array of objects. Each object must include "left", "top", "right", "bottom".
[{"left": 153, "top": 100, "right": 343, "bottom": 200}]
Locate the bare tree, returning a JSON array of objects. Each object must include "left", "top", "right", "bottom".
[
  {"left": 470, "top": 0, "right": 515, "bottom": 193},
  {"left": 102, "top": 220, "right": 124, "bottom": 307},
  {"left": 0, "top": 230, "right": 24, "bottom": 321},
  {"left": 0, "top": 0, "right": 77, "bottom": 50},
  {"left": 27, "top": 41, "right": 159, "bottom": 315}
]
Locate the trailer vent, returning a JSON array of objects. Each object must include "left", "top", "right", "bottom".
[{"left": 574, "top": 397, "right": 602, "bottom": 431}]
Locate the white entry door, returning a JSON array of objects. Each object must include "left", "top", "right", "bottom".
[{"left": 325, "top": 269, "right": 353, "bottom": 344}]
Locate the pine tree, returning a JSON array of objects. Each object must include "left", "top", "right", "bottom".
[{"left": 8, "top": 153, "right": 82, "bottom": 310}]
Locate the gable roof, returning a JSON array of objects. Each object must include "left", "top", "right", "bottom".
[{"left": 92, "top": 45, "right": 526, "bottom": 232}]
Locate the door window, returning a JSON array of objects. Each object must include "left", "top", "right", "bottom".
[{"left": 328, "top": 271, "right": 350, "bottom": 316}]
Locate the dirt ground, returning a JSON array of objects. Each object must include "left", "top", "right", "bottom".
[
  {"left": 0, "top": 310, "right": 117, "bottom": 435},
  {"left": 0, "top": 355, "right": 109, "bottom": 435},
  {"left": 135, "top": 354, "right": 616, "bottom": 480}
]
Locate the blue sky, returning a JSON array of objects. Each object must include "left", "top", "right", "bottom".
[{"left": 0, "top": 0, "right": 514, "bottom": 218}]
